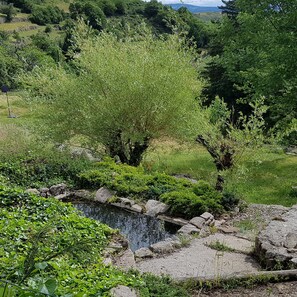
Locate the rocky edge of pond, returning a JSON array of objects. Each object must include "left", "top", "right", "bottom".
[
  {"left": 26, "top": 184, "right": 231, "bottom": 256},
  {"left": 26, "top": 184, "right": 297, "bottom": 274}
]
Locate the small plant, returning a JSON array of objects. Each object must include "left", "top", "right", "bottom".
[
  {"left": 177, "top": 234, "right": 192, "bottom": 247},
  {"left": 207, "top": 240, "right": 235, "bottom": 252}
]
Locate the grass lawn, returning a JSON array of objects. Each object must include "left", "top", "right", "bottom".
[
  {"left": 143, "top": 140, "right": 297, "bottom": 207},
  {"left": 0, "top": 21, "right": 37, "bottom": 31},
  {"left": 0, "top": 93, "right": 32, "bottom": 125}
]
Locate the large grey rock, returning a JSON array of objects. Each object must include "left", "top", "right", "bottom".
[
  {"left": 178, "top": 224, "right": 200, "bottom": 235},
  {"left": 157, "top": 215, "right": 188, "bottom": 226},
  {"left": 110, "top": 285, "right": 138, "bottom": 297},
  {"left": 190, "top": 217, "right": 205, "bottom": 229},
  {"left": 95, "top": 187, "right": 114, "bottom": 203},
  {"left": 74, "top": 189, "right": 92, "bottom": 199},
  {"left": 135, "top": 247, "right": 154, "bottom": 259},
  {"left": 55, "top": 193, "right": 71, "bottom": 200},
  {"left": 145, "top": 200, "right": 169, "bottom": 216},
  {"left": 200, "top": 212, "right": 214, "bottom": 221},
  {"left": 49, "top": 183, "right": 67, "bottom": 196},
  {"left": 114, "top": 249, "right": 136, "bottom": 271},
  {"left": 256, "top": 205, "right": 297, "bottom": 268},
  {"left": 150, "top": 240, "right": 174, "bottom": 254},
  {"left": 131, "top": 204, "right": 143, "bottom": 213},
  {"left": 284, "top": 233, "right": 297, "bottom": 249}
]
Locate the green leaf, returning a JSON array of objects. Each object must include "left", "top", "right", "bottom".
[
  {"left": 44, "top": 279, "right": 57, "bottom": 295},
  {"left": 35, "top": 262, "right": 48, "bottom": 270}
]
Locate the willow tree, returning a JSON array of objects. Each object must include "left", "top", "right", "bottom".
[{"left": 22, "top": 29, "right": 203, "bottom": 166}]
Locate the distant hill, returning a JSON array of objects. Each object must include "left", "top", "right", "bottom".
[{"left": 165, "top": 4, "right": 220, "bottom": 13}]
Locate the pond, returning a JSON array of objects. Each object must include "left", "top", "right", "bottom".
[{"left": 74, "top": 202, "right": 178, "bottom": 251}]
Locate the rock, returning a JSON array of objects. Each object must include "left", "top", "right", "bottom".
[
  {"left": 54, "top": 193, "right": 71, "bottom": 200},
  {"left": 74, "top": 189, "right": 92, "bottom": 199},
  {"left": 25, "top": 188, "right": 40, "bottom": 195},
  {"left": 119, "top": 198, "right": 135, "bottom": 206},
  {"left": 134, "top": 247, "right": 154, "bottom": 259},
  {"left": 69, "top": 146, "right": 101, "bottom": 162},
  {"left": 284, "top": 232, "right": 297, "bottom": 249},
  {"left": 217, "top": 226, "right": 239, "bottom": 234},
  {"left": 131, "top": 204, "right": 143, "bottom": 213},
  {"left": 95, "top": 187, "right": 114, "bottom": 203},
  {"left": 145, "top": 200, "right": 169, "bottom": 216},
  {"left": 103, "top": 257, "right": 113, "bottom": 266},
  {"left": 157, "top": 215, "right": 188, "bottom": 226},
  {"left": 205, "top": 218, "right": 215, "bottom": 226},
  {"left": 49, "top": 183, "right": 67, "bottom": 196},
  {"left": 110, "top": 285, "right": 138, "bottom": 297},
  {"left": 255, "top": 206, "right": 297, "bottom": 268},
  {"left": 200, "top": 212, "right": 214, "bottom": 221},
  {"left": 285, "top": 146, "right": 297, "bottom": 156},
  {"left": 173, "top": 174, "right": 198, "bottom": 184},
  {"left": 114, "top": 249, "right": 136, "bottom": 270},
  {"left": 150, "top": 241, "right": 175, "bottom": 254},
  {"left": 178, "top": 224, "right": 200, "bottom": 235},
  {"left": 190, "top": 217, "right": 205, "bottom": 229},
  {"left": 291, "top": 258, "right": 297, "bottom": 265},
  {"left": 39, "top": 187, "right": 50, "bottom": 197},
  {"left": 214, "top": 219, "right": 226, "bottom": 227}
]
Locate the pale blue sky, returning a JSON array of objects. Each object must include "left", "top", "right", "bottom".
[{"left": 143, "top": 0, "right": 223, "bottom": 7}]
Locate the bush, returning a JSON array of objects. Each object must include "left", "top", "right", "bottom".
[
  {"left": 0, "top": 125, "right": 93, "bottom": 188},
  {"left": 78, "top": 159, "right": 227, "bottom": 218},
  {"left": 30, "top": 5, "right": 65, "bottom": 25}
]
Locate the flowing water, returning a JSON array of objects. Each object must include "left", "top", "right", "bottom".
[{"left": 74, "top": 202, "right": 178, "bottom": 251}]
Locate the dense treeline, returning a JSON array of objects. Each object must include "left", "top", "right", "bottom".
[
  {"left": 203, "top": 0, "right": 297, "bottom": 142},
  {"left": 0, "top": 0, "right": 296, "bottom": 143}
]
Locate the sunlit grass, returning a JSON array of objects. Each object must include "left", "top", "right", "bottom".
[
  {"left": 0, "top": 21, "right": 36, "bottom": 31},
  {"left": 144, "top": 140, "right": 297, "bottom": 207}
]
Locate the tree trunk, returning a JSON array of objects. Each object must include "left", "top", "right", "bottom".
[
  {"left": 196, "top": 134, "right": 235, "bottom": 192},
  {"left": 108, "top": 131, "right": 149, "bottom": 166},
  {"left": 215, "top": 174, "right": 224, "bottom": 192},
  {"left": 128, "top": 137, "right": 150, "bottom": 166}
]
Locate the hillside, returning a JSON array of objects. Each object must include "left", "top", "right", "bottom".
[{"left": 165, "top": 3, "right": 220, "bottom": 13}]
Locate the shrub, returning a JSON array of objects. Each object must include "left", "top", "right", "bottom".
[
  {"left": 78, "top": 159, "right": 227, "bottom": 218},
  {"left": 30, "top": 5, "right": 65, "bottom": 25},
  {"left": 0, "top": 125, "right": 92, "bottom": 188}
]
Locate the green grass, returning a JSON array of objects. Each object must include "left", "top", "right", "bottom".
[
  {"left": 143, "top": 141, "right": 297, "bottom": 207},
  {"left": 0, "top": 94, "right": 32, "bottom": 125},
  {"left": 0, "top": 21, "right": 37, "bottom": 31},
  {"left": 1, "top": 94, "right": 296, "bottom": 207},
  {"left": 207, "top": 240, "right": 235, "bottom": 252}
]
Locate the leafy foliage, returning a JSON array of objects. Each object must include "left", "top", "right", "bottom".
[
  {"left": 78, "top": 159, "right": 227, "bottom": 219},
  {"left": 0, "top": 125, "right": 93, "bottom": 188},
  {"left": 0, "top": 185, "right": 146, "bottom": 296},
  {"left": 22, "top": 31, "right": 202, "bottom": 166},
  {"left": 29, "top": 5, "right": 66, "bottom": 25}
]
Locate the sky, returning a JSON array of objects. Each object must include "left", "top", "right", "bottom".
[{"left": 143, "top": 0, "right": 223, "bottom": 7}]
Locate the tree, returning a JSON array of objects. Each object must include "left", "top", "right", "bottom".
[
  {"left": 0, "top": 4, "right": 17, "bottom": 22},
  {"left": 217, "top": 0, "right": 297, "bottom": 135},
  {"left": 22, "top": 30, "right": 203, "bottom": 166},
  {"left": 196, "top": 97, "right": 268, "bottom": 191}
]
